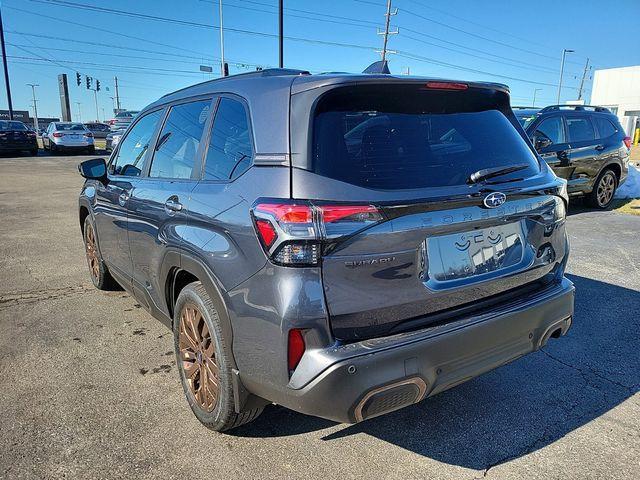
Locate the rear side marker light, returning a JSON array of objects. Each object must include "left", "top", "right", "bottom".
[
  {"left": 623, "top": 136, "right": 632, "bottom": 149},
  {"left": 255, "top": 219, "right": 277, "bottom": 248},
  {"left": 425, "top": 81, "right": 468, "bottom": 91},
  {"left": 287, "top": 329, "right": 305, "bottom": 371}
]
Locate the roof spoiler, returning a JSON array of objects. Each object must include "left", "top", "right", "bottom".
[{"left": 363, "top": 60, "right": 391, "bottom": 74}]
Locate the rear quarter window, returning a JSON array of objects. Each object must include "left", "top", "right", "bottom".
[{"left": 593, "top": 116, "right": 618, "bottom": 139}]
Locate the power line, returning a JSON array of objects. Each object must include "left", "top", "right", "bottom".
[
  {"left": 395, "top": 51, "right": 579, "bottom": 90},
  {"left": 14, "top": 2, "right": 379, "bottom": 52},
  {"left": 354, "top": 0, "right": 585, "bottom": 66}
]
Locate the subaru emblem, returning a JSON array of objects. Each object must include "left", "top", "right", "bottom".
[{"left": 483, "top": 192, "right": 507, "bottom": 208}]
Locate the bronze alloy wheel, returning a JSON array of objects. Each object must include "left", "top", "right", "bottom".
[
  {"left": 179, "top": 304, "right": 220, "bottom": 412},
  {"left": 84, "top": 223, "right": 100, "bottom": 281},
  {"left": 596, "top": 171, "right": 616, "bottom": 207}
]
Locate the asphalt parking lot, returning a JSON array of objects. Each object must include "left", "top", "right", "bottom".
[{"left": 0, "top": 153, "right": 639, "bottom": 480}]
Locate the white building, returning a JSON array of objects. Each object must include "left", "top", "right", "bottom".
[{"left": 590, "top": 66, "right": 640, "bottom": 136}]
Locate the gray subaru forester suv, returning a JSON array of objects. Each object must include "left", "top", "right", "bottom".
[{"left": 78, "top": 69, "right": 574, "bottom": 431}]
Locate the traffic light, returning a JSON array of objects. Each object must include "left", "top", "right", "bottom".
[
  {"left": 76, "top": 72, "right": 81, "bottom": 86},
  {"left": 96, "top": 80, "right": 100, "bottom": 92},
  {"left": 86, "top": 76, "right": 92, "bottom": 89}
]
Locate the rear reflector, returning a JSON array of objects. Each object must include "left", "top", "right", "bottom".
[
  {"left": 425, "top": 81, "right": 468, "bottom": 91},
  {"left": 623, "top": 136, "right": 632, "bottom": 149},
  {"left": 287, "top": 329, "right": 305, "bottom": 371}
]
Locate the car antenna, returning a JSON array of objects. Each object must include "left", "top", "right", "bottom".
[{"left": 363, "top": 60, "right": 391, "bottom": 74}]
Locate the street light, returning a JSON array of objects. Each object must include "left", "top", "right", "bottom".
[
  {"left": 557, "top": 48, "right": 575, "bottom": 104},
  {"left": 532, "top": 88, "right": 542, "bottom": 108}
]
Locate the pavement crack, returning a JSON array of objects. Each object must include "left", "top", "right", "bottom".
[
  {"left": 0, "top": 285, "right": 95, "bottom": 309},
  {"left": 540, "top": 349, "right": 636, "bottom": 393}
]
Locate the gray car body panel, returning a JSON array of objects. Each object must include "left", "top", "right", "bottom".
[{"left": 79, "top": 70, "right": 574, "bottom": 423}]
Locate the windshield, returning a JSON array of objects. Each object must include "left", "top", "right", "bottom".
[
  {"left": 0, "top": 121, "right": 28, "bottom": 131},
  {"left": 516, "top": 114, "right": 537, "bottom": 129},
  {"left": 312, "top": 86, "right": 539, "bottom": 190}
]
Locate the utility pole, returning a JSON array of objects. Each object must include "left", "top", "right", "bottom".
[
  {"left": 27, "top": 83, "right": 39, "bottom": 130},
  {"left": 577, "top": 58, "right": 590, "bottom": 101},
  {"left": 113, "top": 76, "right": 121, "bottom": 111},
  {"left": 403, "top": 66, "right": 410, "bottom": 75},
  {"left": 75, "top": 102, "right": 82, "bottom": 122},
  {"left": 0, "top": 6, "right": 14, "bottom": 119},
  {"left": 92, "top": 89, "right": 99, "bottom": 122},
  {"left": 219, "top": 0, "right": 226, "bottom": 75},
  {"left": 278, "top": 0, "right": 283, "bottom": 68},
  {"left": 532, "top": 88, "right": 542, "bottom": 108},
  {"left": 378, "top": 0, "right": 398, "bottom": 62},
  {"left": 557, "top": 48, "right": 574, "bottom": 104}
]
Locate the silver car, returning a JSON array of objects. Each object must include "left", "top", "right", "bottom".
[
  {"left": 111, "top": 110, "right": 139, "bottom": 131},
  {"left": 105, "top": 128, "right": 125, "bottom": 152},
  {"left": 42, "top": 122, "right": 95, "bottom": 154}
]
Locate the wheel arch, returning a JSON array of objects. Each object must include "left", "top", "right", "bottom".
[{"left": 162, "top": 252, "right": 235, "bottom": 353}]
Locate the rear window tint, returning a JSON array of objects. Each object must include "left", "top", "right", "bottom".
[
  {"left": 312, "top": 87, "right": 539, "bottom": 190},
  {"left": 566, "top": 116, "right": 595, "bottom": 142},
  {"left": 593, "top": 117, "right": 618, "bottom": 139}
]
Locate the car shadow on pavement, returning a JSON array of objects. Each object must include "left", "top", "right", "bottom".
[{"left": 232, "top": 274, "right": 639, "bottom": 471}]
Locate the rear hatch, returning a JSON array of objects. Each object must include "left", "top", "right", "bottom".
[{"left": 288, "top": 79, "right": 568, "bottom": 341}]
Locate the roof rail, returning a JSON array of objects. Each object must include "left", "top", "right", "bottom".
[
  {"left": 538, "top": 104, "right": 611, "bottom": 113},
  {"left": 161, "top": 68, "right": 310, "bottom": 98},
  {"left": 512, "top": 106, "right": 537, "bottom": 109}
]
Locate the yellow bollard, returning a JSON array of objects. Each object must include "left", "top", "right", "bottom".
[{"left": 634, "top": 127, "right": 640, "bottom": 146}]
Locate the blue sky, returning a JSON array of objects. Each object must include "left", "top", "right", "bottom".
[{"left": 2, "top": 0, "right": 639, "bottom": 120}]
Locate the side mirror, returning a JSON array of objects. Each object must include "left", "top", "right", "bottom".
[
  {"left": 78, "top": 158, "right": 107, "bottom": 181},
  {"left": 533, "top": 136, "right": 553, "bottom": 151}
]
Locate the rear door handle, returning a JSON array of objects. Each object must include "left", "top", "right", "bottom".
[
  {"left": 164, "top": 198, "right": 183, "bottom": 213},
  {"left": 595, "top": 144, "right": 605, "bottom": 151}
]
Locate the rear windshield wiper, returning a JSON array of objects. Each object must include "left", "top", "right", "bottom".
[{"left": 467, "top": 163, "right": 530, "bottom": 184}]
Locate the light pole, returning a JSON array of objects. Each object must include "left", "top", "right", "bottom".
[
  {"left": 75, "top": 102, "right": 82, "bottom": 122},
  {"left": 219, "top": 0, "right": 226, "bottom": 76},
  {"left": 557, "top": 48, "right": 574, "bottom": 104},
  {"left": 532, "top": 88, "right": 542, "bottom": 108},
  {"left": 27, "top": 83, "right": 39, "bottom": 130}
]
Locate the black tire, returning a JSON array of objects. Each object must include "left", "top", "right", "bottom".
[
  {"left": 586, "top": 168, "right": 618, "bottom": 209},
  {"left": 83, "top": 216, "right": 119, "bottom": 290},
  {"left": 50, "top": 143, "right": 57, "bottom": 154},
  {"left": 173, "top": 281, "right": 263, "bottom": 432},
  {"left": 87, "top": 146, "right": 96, "bottom": 155}
]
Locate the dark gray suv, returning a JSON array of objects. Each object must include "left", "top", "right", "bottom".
[{"left": 78, "top": 70, "right": 574, "bottom": 431}]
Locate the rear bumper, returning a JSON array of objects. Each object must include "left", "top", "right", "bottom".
[
  {"left": 0, "top": 141, "right": 37, "bottom": 151},
  {"left": 274, "top": 277, "right": 574, "bottom": 423}
]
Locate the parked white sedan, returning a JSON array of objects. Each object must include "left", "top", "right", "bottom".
[{"left": 42, "top": 122, "right": 95, "bottom": 155}]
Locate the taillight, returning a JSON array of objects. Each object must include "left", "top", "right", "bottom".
[
  {"left": 252, "top": 201, "right": 383, "bottom": 266},
  {"left": 27, "top": 131, "right": 36, "bottom": 137},
  {"left": 424, "top": 81, "right": 468, "bottom": 91},
  {"left": 623, "top": 136, "right": 632, "bottom": 149},
  {"left": 52, "top": 132, "right": 64, "bottom": 138},
  {"left": 287, "top": 329, "right": 305, "bottom": 371}
]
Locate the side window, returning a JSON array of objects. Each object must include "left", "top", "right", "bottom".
[
  {"left": 149, "top": 100, "right": 211, "bottom": 179},
  {"left": 533, "top": 117, "right": 564, "bottom": 144},
  {"left": 204, "top": 98, "right": 253, "bottom": 181},
  {"left": 109, "top": 110, "right": 162, "bottom": 177},
  {"left": 594, "top": 117, "right": 617, "bottom": 139},
  {"left": 566, "top": 116, "right": 596, "bottom": 143}
]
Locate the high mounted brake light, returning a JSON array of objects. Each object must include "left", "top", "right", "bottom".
[
  {"left": 251, "top": 201, "right": 383, "bottom": 266},
  {"left": 424, "top": 81, "right": 468, "bottom": 91}
]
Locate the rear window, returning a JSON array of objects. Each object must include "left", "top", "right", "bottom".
[
  {"left": 0, "top": 121, "right": 27, "bottom": 131},
  {"left": 312, "top": 86, "right": 539, "bottom": 190},
  {"left": 57, "top": 123, "right": 85, "bottom": 131}
]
